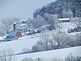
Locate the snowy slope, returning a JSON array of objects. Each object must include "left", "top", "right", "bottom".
[
  {"left": 0, "top": 30, "right": 56, "bottom": 54},
  {"left": 0, "top": 35, "right": 39, "bottom": 54},
  {"left": 0, "top": 30, "right": 81, "bottom": 55},
  {"left": 15, "top": 46, "right": 81, "bottom": 61}
]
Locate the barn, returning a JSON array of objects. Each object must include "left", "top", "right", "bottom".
[{"left": 5, "top": 24, "right": 22, "bottom": 41}]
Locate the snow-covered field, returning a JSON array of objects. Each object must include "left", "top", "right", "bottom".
[
  {"left": 15, "top": 46, "right": 81, "bottom": 61},
  {"left": 0, "top": 35, "right": 39, "bottom": 54},
  {"left": 0, "top": 30, "right": 81, "bottom": 61},
  {"left": 0, "top": 30, "right": 57, "bottom": 54},
  {"left": 0, "top": 31, "right": 80, "bottom": 61},
  {"left": 0, "top": 30, "right": 81, "bottom": 55}
]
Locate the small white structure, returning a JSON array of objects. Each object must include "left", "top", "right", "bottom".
[
  {"left": 59, "top": 18, "right": 70, "bottom": 22},
  {"left": 59, "top": 18, "right": 70, "bottom": 20}
]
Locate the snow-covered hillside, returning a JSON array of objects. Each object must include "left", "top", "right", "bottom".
[
  {"left": 15, "top": 46, "right": 81, "bottom": 61},
  {"left": 0, "top": 29, "right": 81, "bottom": 61},
  {"left": 0, "top": 35, "right": 39, "bottom": 54},
  {"left": 0, "top": 29, "right": 81, "bottom": 55},
  {"left": 0, "top": 30, "right": 56, "bottom": 55},
  {"left": 0, "top": 30, "right": 54, "bottom": 55}
]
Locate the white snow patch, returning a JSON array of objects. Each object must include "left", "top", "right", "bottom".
[
  {"left": 15, "top": 46, "right": 81, "bottom": 61},
  {"left": 59, "top": 18, "right": 70, "bottom": 21},
  {"left": 0, "top": 35, "right": 39, "bottom": 54}
]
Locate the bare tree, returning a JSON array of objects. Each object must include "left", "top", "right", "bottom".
[
  {"left": 71, "top": 17, "right": 81, "bottom": 28},
  {"left": 0, "top": 25, "right": 6, "bottom": 36},
  {"left": 32, "top": 33, "right": 58, "bottom": 52},
  {"left": 76, "top": 17, "right": 81, "bottom": 28},
  {"left": 65, "top": 33, "right": 81, "bottom": 47},
  {"left": 33, "top": 15, "right": 46, "bottom": 28},
  {"left": 1, "top": 17, "right": 20, "bottom": 33},
  {"left": 35, "top": 58, "right": 42, "bottom": 61},
  {"left": 52, "top": 31, "right": 68, "bottom": 49},
  {"left": 65, "top": 54, "right": 81, "bottom": 61},
  {"left": 44, "top": 13, "right": 59, "bottom": 29}
]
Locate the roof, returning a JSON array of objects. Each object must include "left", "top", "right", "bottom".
[
  {"left": 7, "top": 30, "right": 19, "bottom": 37},
  {"left": 59, "top": 18, "right": 70, "bottom": 21}
]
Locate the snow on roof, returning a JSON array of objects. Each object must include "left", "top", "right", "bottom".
[
  {"left": 8, "top": 30, "right": 19, "bottom": 36},
  {"left": 20, "top": 20, "right": 27, "bottom": 23},
  {"left": 59, "top": 18, "right": 70, "bottom": 21},
  {"left": 0, "top": 35, "right": 39, "bottom": 54},
  {"left": 20, "top": 23, "right": 27, "bottom": 27},
  {"left": 0, "top": 36, "right": 4, "bottom": 40}
]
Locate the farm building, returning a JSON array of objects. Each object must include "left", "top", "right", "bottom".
[{"left": 5, "top": 24, "right": 22, "bottom": 41}]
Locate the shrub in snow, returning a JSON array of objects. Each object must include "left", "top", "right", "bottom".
[
  {"left": 32, "top": 32, "right": 67, "bottom": 52},
  {"left": 32, "top": 41, "right": 46, "bottom": 52},
  {"left": 21, "top": 55, "right": 81, "bottom": 61},
  {"left": 32, "top": 31, "right": 81, "bottom": 52},
  {"left": 22, "top": 57, "right": 33, "bottom": 61},
  {"left": 65, "top": 33, "right": 81, "bottom": 47},
  {"left": 33, "top": 15, "right": 46, "bottom": 29},
  {"left": 35, "top": 58, "right": 43, "bottom": 61},
  {"left": 65, "top": 54, "right": 81, "bottom": 61}
]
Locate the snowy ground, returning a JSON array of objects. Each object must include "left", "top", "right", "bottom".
[
  {"left": 0, "top": 35, "right": 39, "bottom": 54},
  {"left": 15, "top": 46, "right": 81, "bottom": 61},
  {"left": 0, "top": 30, "right": 81, "bottom": 54},
  {"left": 0, "top": 30, "right": 55, "bottom": 54}
]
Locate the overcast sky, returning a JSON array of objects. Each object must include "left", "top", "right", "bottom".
[{"left": 0, "top": 0, "right": 56, "bottom": 19}]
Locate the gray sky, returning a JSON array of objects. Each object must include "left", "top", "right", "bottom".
[{"left": 0, "top": 0, "right": 56, "bottom": 19}]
